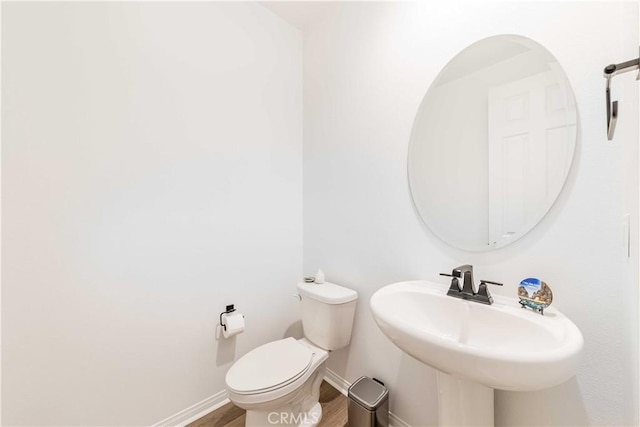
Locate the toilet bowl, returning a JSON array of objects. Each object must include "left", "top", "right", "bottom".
[{"left": 225, "top": 281, "right": 358, "bottom": 427}]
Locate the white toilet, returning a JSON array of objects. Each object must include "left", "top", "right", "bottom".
[{"left": 225, "top": 281, "right": 358, "bottom": 427}]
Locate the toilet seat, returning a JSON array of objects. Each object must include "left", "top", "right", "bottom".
[{"left": 226, "top": 337, "right": 314, "bottom": 395}]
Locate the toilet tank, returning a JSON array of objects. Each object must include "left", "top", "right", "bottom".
[{"left": 297, "top": 281, "right": 358, "bottom": 351}]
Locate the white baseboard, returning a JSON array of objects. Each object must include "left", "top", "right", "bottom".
[
  {"left": 152, "top": 389, "right": 230, "bottom": 427},
  {"left": 324, "top": 368, "right": 409, "bottom": 427},
  {"left": 323, "top": 368, "right": 350, "bottom": 395},
  {"left": 389, "top": 411, "right": 411, "bottom": 427}
]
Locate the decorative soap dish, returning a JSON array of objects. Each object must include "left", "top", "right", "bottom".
[{"left": 518, "top": 278, "right": 553, "bottom": 315}]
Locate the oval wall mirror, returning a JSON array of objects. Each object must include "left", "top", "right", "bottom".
[{"left": 408, "top": 35, "right": 577, "bottom": 251}]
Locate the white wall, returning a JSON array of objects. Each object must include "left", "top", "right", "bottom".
[
  {"left": 303, "top": 2, "right": 638, "bottom": 426},
  {"left": 2, "top": 2, "right": 302, "bottom": 425}
]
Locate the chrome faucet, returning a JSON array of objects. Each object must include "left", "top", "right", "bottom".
[{"left": 439, "top": 265, "right": 503, "bottom": 305}]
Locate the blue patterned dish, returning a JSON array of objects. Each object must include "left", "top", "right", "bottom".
[{"left": 518, "top": 278, "right": 553, "bottom": 315}]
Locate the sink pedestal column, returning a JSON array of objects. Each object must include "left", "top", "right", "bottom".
[{"left": 436, "top": 372, "right": 494, "bottom": 426}]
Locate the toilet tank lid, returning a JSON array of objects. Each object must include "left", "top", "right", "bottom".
[{"left": 297, "top": 281, "right": 358, "bottom": 304}]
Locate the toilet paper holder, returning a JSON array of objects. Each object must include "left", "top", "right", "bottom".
[{"left": 219, "top": 304, "right": 241, "bottom": 331}]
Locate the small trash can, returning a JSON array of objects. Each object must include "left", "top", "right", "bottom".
[{"left": 348, "top": 376, "right": 389, "bottom": 427}]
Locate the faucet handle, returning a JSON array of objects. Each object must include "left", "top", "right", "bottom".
[
  {"left": 476, "top": 280, "right": 503, "bottom": 304},
  {"left": 440, "top": 273, "right": 462, "bottom": 295},
  {"left": 480, "top": 280, "right": 503, "bottom": 287}
]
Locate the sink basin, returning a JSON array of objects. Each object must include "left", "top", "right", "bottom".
[{"left": 370, "top": 280, "right": 583, "bottom": 391}]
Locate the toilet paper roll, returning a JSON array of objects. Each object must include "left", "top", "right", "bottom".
[{"left": 222, "top": 312, "right": 245, "bottom": 339}]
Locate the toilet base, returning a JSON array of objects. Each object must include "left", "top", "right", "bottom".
[
  {"left": 245, "top": 401, "right": 322, "bottom": 427},
  {"left": 242, "top": 361, "right": 325, "bottom": 427}
]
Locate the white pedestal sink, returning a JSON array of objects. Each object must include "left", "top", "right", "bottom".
[{"left": 370, "top": 280, "right": 583, "bottom": 426}]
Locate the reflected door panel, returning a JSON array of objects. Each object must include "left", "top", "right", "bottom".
[{"left": 488, "top": 71, "right": 576, "bottom": 247}]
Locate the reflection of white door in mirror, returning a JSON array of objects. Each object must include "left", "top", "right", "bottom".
[
  {"left": 488, "top": 70, "right": 577, "bottom": 247},
  {"left": 407, "top": 35, "right": 578, "bottom": 251}
]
